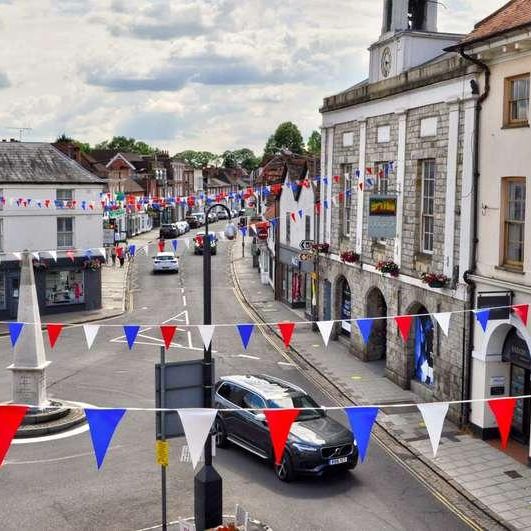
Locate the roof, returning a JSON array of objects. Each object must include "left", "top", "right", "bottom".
[
  {"left": 219, "top": 374, "right": 305, "bottom": 399},
  {"left": 458, "top": 0, "right": 531, "bottom": 47},
  {"left": 0, "top": 142, "right": 104, "bottom": 185}
]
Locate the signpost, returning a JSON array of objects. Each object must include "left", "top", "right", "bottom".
[{"left": 299, "top": 240, "right": 315, "bottom": 251}]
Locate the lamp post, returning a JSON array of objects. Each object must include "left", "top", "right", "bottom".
[{"left": 194, "top": 202, "right": 236, "bottom": 531}]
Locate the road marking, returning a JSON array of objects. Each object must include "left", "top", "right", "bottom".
[
  {"left": 278, "top": 361, "right": 295, "bottom": 366},
  {"left": 236, "top": 354, "right": 260, "bottom": 360},
  {"left": 5, "top": 446, "right": 124, "bottom": 465},
  {"left": 182, "top": 295, "right": 187, "bottom": 307}
]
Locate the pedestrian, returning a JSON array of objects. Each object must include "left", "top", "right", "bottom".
[{"left": 111, "top": 246, "right": 117, "bottom": 267}]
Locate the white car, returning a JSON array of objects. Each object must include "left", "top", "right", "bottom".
[
  {"left": 176, "top": 220, "right": 189, "bottom": 234},
  {"left": 153, "top": 252, "right": 179, "bottom": 273}
]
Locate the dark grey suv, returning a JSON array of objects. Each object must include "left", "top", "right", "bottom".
[{"left": 214, "top": 374, "right": 358, "bottom": 481}]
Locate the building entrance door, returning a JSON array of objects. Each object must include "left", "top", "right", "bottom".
[
  {"left": 510, "top": 365, "right": 530, "bottom": 443},
  {"left": 8, "top": 277, "right": 19, "bottom": 318}
]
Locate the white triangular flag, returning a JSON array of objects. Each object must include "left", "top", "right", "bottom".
[
  {"left": 184, "top": 239, "right": 190, "bottom": 249},
  {"left": 83, "top": 324, "right": 100, "bottom": 350},
  {"left": 49, "top": 250, "right": 57, "bottom": 262},
  {"left": 433, "top": 313, "right": 451, "bottom": 337},
  {"left": 32, "top": 252, "right": 40, "bottom": 260},
  {"left": 250, "top": 224, "right": 257, "bottom": 236},
  {"left": 98, "top": 248, "right": 107, "bottom": 258},
  {"left": 198, "top": 325, "right": 215, "bottom": 349},
  {"left": 316, "top": 321, "right": 334, "bottom": 347},
  {"left": 12, "top": 252, "right": 21, "bottom": 261},
  {"left": 417, "top": 402, "right": 449, "bottom": 458},
  {"left": 178, "top": 409, "right": 218, "bottom": 469}
]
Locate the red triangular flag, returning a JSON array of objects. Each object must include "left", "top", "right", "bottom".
[
  {"left": 395, "top": 315, "right": 413, "bottom": 343},
  {"left": 160, "top": 326, "right": 177, "bottom": 350},
  {"left": 278, "top": 322, "right": 295, "bottom": 347},
  {"left": 264, "top": 409, "right": 300, "bottom": 464},
  {"left": 47, "top": 323, "right": 64, "bottom": 348},
  {"left": 333, "top": 175, "right": 340, "bottom": 183},
  {"left": 0, "top": 405, "right": 28, "bottom": 466},
  {"left": 488, "top": 398, "right": 517, "bottom": 449},
  {"left": 66, "top": 250, "right": 75, "bottom": 262},
  {"left": 290, "top": 212, "right": 296, "bottom": 223},
  {"left": 158, "top": 240, "right": 165, "bottom": 252},
  {"left": 513, "top": 305, "right": 529, "bottom": 326}
]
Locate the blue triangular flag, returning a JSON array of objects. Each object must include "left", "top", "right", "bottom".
[
  {"left": 324, "top": 200, "right": 329, "bottom": 209},
  {"left": 344, "top": 407, "right": 378, "bottom": 462},
  {"left": 84, "top": 408, "right": 126, "bottom": 469},
  {"left": 270, "top": 219, "right": 278, "bottom": 228},
  {"left": 171, "top": 240, "right": 178, "bottom": 252},
  {"left": 323, "top": 177, "right": 329, "bottom": 186},
  {"left": 128, "top": 244, "right": 136, "bottom": 257},
  {"left": 298, "top": 209, "right": 303, "bottom": 219},
  {"left": 123, "top": 325, "right": 140, "bottom": 349},
  {"left": 237, "top": 324, "right": 254, "bottom": 350},
  {"left": 240, "top": 227, "right": 247, "bottom": 237},
  {"left": 8, "top": 322, "right": 24, "bottom": 347},
  {"left": 84, "top": 249, "right": 93, "bottom": 259},
  {"left": 475, "top": 309, "right": 490, "bottom": 332},
  {"left": 356, "top": 319, "right": 374, "bottom": 345}
]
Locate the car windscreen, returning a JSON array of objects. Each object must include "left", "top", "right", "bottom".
[
  {"left": 267, "top": 393, "right": 324, "bottom": 421},
  {"left": 156, "top": 255, "right": 175, "bottom": 261}
]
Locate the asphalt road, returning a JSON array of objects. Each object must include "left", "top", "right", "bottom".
[{"left": 0, "top": 223, "right": 472, "bottom": 530}]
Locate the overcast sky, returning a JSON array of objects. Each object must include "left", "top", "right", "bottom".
[{"left": 0, "top": 0, "right": 504, "bottom": 154}]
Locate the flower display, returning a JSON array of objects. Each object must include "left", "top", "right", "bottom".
[
  {"left": 340, "top": 250, "right": 360, "bottom": 263},
  {"left": 420, "top": 272, "right": 449, "bottom": 288},
  {"left": 375, "top": 260, "right": 400, "bottom": 277}
]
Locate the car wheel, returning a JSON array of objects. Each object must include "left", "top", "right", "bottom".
[
  {"left": 214, "top": 418, "right": 229, "bottom": 448},
  {"left": 274, "top": 452, "right": 295, "bottom": 482}
]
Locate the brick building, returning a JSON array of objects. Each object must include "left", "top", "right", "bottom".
[{"left": 318, "top": 0, "right": 480, "bottom": 419}]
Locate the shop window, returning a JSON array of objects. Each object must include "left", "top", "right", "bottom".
[
  {"left": 57, "top": 217, "right": 74, "bottom": 249},
  {"left": 502, "top": 177, "right": 526, "bottom": 269},
  {"left": 340, "top": 279, "right": 351, "bottom": 335},
  {"left": 504, "top": 74, "right": 530, "bottom": 127},
  {"left": 45, "top": 270, "right": 84, "bottom": 306},
  {"left": 420, "top": 159, "right": 436, "bottom": 253},
  {"left": 0, "top": 273, "right": 5, "bottom": 310},
  {"left": 414, "top": 314, "right": 434, "bottom": 387}
]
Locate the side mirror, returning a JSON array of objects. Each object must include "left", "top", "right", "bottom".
[{"left": 255, "top": 413, "right": 266, "bottom": 422}]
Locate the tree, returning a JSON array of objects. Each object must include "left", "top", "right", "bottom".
[
  {"left": 55, "top": 133, "right": 91, "bottom": 153},
  {"left": 222, "top": 148, "right": 260, "bottom": 172},
  {"left": 306, "top": 130, "right": 321, "bottom": 156},
  {"left": 264, "top": 122, "right": 304, "bottom": 156},
  {"left": 174, "top": 150, "right": 219, "bottom": 169},
  {"left": 94, "top": 136, "right": 157, "bottom": 155}
]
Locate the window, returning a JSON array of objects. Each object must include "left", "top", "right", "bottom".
[
  {"left": 505, "top": 75, "right": 530, "bottom": 126},
  {"left": 57, "top": 217, "right": 73, "bottom": 248},
  {"left": 286, "top": 212, "right": 291, "bottom": 245},
  {"left": 305, "top": 215, "right": 311, "bottom": 241},
  {"left": 384, "top": 0, "right": 393, "bottom": 31},
  {"left": 0, "top": 273, "right": 5, "bottom": 310},
  {"left": 56, "top": 189, "right": 73, "bottom": 201},
  {"left": 408, "top": 0, "right": 427, "bottom": 30},
  {"left": 0, "top": 188, "right": 3, "bottom": 211},
  {"left": 45, "top": 270, "right": 84, "bottom": 306},
  {"left": 0, "top": 217, "right": 3, "bottom": 252},
  {"left": 377, "top": 126, "right": 390, "bottom": 143},
  {"left": 342, "top": 132, "right": 353, "bottom": 147},
  {"left": 421, "top": 159, "right": 436, "bottom": 253},
  {"left": 242, "top": 391, "right": 266, "bottom": 413},
  {"left": 374, "top": 161, "right": 390, "bottom": 193},
  {"left": 503, "top": 178, "right": 526, "bottom": 268},
  {"left": 342, "top": 164, "right": 353, "bottom": 236}
]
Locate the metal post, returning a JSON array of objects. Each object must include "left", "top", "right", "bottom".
[{"left": 160, "top": 346, "right": 167, "bottom": 531}]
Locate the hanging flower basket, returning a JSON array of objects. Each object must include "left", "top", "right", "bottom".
[
  {"left": 312, "top": 243, "right": 330, "bottom": 254},
  {"left": 420, "top": 272, "right": 449, "bottom": 288},
  {"left": 375, "top": 259, "right": 400, "bottom": 277},
  {"left": 340, "top": 250, "right": 360, "bottom": 263}
]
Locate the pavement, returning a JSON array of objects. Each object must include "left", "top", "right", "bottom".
[{"left": 232, "top": 241, "right": 531, "bottom": 531}]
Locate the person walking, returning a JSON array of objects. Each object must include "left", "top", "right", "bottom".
[{"left": 111, "top": 246, "right": 117, "bottom": 267}]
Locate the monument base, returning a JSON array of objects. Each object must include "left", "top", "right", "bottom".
[{"left": 7, "top": 362, "right": 51, "bottom": 408}]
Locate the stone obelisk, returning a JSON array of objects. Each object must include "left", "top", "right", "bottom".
[{"left": 7, "top": 251, "right": 50, "bottom": 409}]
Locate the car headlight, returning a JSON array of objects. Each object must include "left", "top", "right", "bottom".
[{"left": 292, "top": 442, "right": 319, "bottom": 453}]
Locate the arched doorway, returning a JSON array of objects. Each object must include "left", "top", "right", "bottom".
[
  {"left": 502, "top": 328, "right": 531, "bottom": 443},
  {"left": 407, "top": 304, "right": 435, "bottom": 387},
  {"left": 336, "top": 276, "right": 351, "bottom": 336},
  {"left": 366, "top": 287, "right": 387, "bottom": 360}
]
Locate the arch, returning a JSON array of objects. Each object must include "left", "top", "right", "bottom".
[
  {"left": 483, "top": 318, "right": 531, "bottom": 358},
  {"left": 334, "top": 275, "right": 352, "bottom": 336},
  {"left": 366, "top": 287, "right": 387, "bottom": 360},
  {"left": 405, "top": 302, "right": 434, "bottom": 386}
]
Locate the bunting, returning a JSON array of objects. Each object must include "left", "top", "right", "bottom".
[
  {"left": 83, "top": 324, "right": 100, "bottom": 350},
  {"left": 264, "top": 409, "right": 300, "bottom": 465},
  {"left": 278, "top": 322, "right": 295, "bottom": 348},
  {"left": 123, "top": 325, "right": 140, "bottom": 350},
  {"left": 475, "top": 310, "right": 490, "bottom": 332},
  {"left": 198, "top": 325, "right": 215, "bottom": 349},
  {"left": 236, "top": 324, "right": 254, "bottom": 350},
  {"left": 395, "top": 315, "right": 413, "bottom": 343},
  {"left": 417, "top": 403, "right": 449, "bottom": 457},
  {"left": 8, "top": 322, "right": 24, "bottom": 348},
  {"left": 513, "top": 305, "right": 529, "bottom": 326},
  {"left": 84, "top": 408, "right": 126, "bottom": 469},
  {"left": 47, "top": 323, "right": 64, "bottom": 349},
  {"left": 178, "top": 409, "right": 218, "bottom": 469},
  {"left": 344, "top": 407, "right": 378, "bottom": 462},
  {"left": 0, "top": 405, "right": 29, "bottom": 466},
  {"left": 160, "top": 325, "right": 177, "bottom": 350},
  {"left": 356, "top": 319, "right": 374, "bottom": 345},
  {"left": 316, "top": 321, "right": 334, "bottom": 347},
  {"left": 433, "top": 313, "right": 451, "bottom": 337},
  {"left": 488, "top": 398, "right": 516, "bottom": 449}
]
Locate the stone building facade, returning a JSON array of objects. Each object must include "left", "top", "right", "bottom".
[{"left": 317, "top": 1, "right": 479, "bottom": 420}]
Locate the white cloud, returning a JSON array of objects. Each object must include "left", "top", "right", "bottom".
[{"left": 0, "top": 0, "right": 505, "bottom": 152}]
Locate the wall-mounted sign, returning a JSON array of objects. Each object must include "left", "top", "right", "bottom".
[
  {"left": 298, "top": 252, "right": 314, "bottom": 262},
  {"left": 367, "top": 195, "right": 397, "bottom": 239},
  {"left": 299, "top": 240, "right": 315, "bottom": 251}
]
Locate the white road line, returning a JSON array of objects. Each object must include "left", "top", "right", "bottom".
[
  {"left": 182, "top": 295, "right": 187, "bottom": 307},
  {"left": 5, "top": 446, "right": 124, "bottom": 465},
  {"left": 237, "top": 354, "right": 261, "bottom": 360},
  {"left": 278, "top": 361, "right": 295, "bottom": 366}
]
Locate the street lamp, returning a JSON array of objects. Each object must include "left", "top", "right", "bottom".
[{"left": 194, "top": 202, "right": 234, "bottom": 531}]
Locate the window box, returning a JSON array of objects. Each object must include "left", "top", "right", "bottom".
[
  {"left": 420, "top": 272, "right": 449, "bottom": 288},
  {"left": 375, "top": 259, "right": 399, "bottom": 277},
  {"left": 340, "top": 251, "right": 360, "bottom": 263}
]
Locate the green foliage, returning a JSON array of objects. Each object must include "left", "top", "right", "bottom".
[
  {"left": 222, "top": 148, "right": 260, "bottom": 172},
  {"left": 94, "top": 136, "right": 157, "bottom": 155},
  {"left": 264, "top": 122, "right": 304, "bottom": 156},
  {"left": 55, "top": 133, "right": 91, "bottom": 153},
  {"left": 306, "top": 130, "right": 321, "bottom": 156},
  {"left": 173, "top": 150, "right": 220, "bottom": 169}
]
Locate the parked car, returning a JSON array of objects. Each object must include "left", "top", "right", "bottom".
[
  {"left": 214, "top": 374, "right": 358, "bottom": 481},
  {"left": 217, "top": 209, "right": 229, "bottom": 220},
  {"left": 185, "top": 215, "right": 200, "bottom": 229},
  {"left": 207, "top": 211, "right": 218, "bottom": 223},
  {"left": 192, "top": 213, "right": 205, "bottom": 226},
  {"left": 176, "top": 220, "right": 189, "bottom": 234},
  {"left": 193, "top": 231, "right": 218, "bottom": 255},
  {"left": 152, "top": 252, "right": 179, "bottom": 273},
  {"left": 159, "top": 223, "right": 178, "bottom": 239}
]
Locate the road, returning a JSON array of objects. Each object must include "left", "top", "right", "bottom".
[{"left": 0, "top": 223, "right": 475, "bottom": 530}]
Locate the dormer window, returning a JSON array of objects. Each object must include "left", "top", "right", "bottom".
[{"left": 408, "top": 0, "right": 426, "bottom": 30}]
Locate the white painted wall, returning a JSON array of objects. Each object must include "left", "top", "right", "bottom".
[{"left": 279, "top": 178, "right": 315, "bottom": 248}]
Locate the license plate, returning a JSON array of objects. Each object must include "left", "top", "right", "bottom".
[{"left": 329, "top": 457, "right": 348, "bottom": 465}]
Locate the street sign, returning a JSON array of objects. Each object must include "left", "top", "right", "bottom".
[
  {"left": 299, "top": 240, "right": 315, "bottom": 251},
  {"left": 298, "top": 252, "right": 314, "bottom": 261}
]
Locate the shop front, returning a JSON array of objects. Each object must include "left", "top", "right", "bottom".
[{"left": 278, "top": 245, "right": 314, "bottom": 312}]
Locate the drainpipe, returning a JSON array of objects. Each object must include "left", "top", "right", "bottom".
[{"left": 459, "top": 47, "right": 490, "bottom": 427}]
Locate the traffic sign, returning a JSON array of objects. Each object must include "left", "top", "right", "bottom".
[
  {"left": 299, "top": 240, "right": 315, "bottom": 251},
  {"left": 298, "top": 252, "right": 314, "bottom": 261}
]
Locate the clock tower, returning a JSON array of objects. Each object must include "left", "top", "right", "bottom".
[{"left": 368, "top": 0, "right": 463, "bottom": 83}]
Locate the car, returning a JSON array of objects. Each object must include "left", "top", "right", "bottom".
[
  {"left": 193, "top": 231, "right": 218, "bottom": 255},
  {"left": 185, "top": 215, "right": 200, "bottom": 229},
  {"left": 176, "top": 220, "right": 189, "bottom": 234},
  {"left": 192, "top": 213, "right": 205, "bottom": 226},
  {"left": 214, "top": 374, "right": 358, "bottom": 482},
  {"left": 152, "top": 252, "right": 179, "bottom": 273},
  {"left": 207, "top": 212, "right": 218, "bottom": 223},
  {"left": 159, "top": 223, "right": 178, "bottom": 239},
  {"left": 217, "top": 209, "right": 229, "bottom": 220}
]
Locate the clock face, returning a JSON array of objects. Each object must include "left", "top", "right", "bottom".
[{"left": 381, "top": 47, "right": 392, "bottom": 78}]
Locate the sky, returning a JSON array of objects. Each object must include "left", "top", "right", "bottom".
[{"left": 0, "top": 0, "right": 505, "bottom": 155}]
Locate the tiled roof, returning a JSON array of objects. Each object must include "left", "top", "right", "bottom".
[
  {"left": 0, "top": 142, "right": 104, "bottom": 185},
  {"left": 460, "top": 0, "right": 531, "bottom": 45}
]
